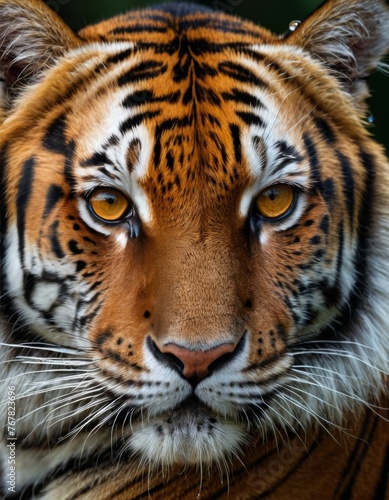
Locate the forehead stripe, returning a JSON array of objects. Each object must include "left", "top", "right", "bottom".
[
  {"left": 236, "top": 111, "right": 264, "bottom": 127},
  {"left": 43, "top": 113, "right": 67, "bottom": 155},
  {"left": 303, "top": 133, "right": 321, "bottom": 188},
  {"left": 222, "top": 88, "right": 266, "bottom": 109},
  {"left": 120, "top": 110, "right": 161, "bottom": 135},
  {"left": 81, "top": 152, "right": 113, "bottom": 167},
  {"left": 314, "top": 116, "right": 336, "bottom": 145},
  {"left": 122, "top": 90, "right": 181, "bottom": 108},
  {"left": 110, "top": 25, "right": 169, "bottom": 36},
  {"left": 118, "top": 60, "right": 168, "bottom": 86},
  {"left": 218, "top": 61, "right": 268, "bottom": 87}
]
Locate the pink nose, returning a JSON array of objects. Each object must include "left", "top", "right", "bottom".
[{"left": 160, "top": 342, "right": 236, "bottom": 381}]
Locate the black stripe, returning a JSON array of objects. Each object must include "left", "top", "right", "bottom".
[
  {"left": 303, "top": 133, "right": 321, "bottom": 188},
  {"left": 336, "top": 413, "right": 379, "bottom": 498},
  {"left": 240, "top": 47, "right": 267, "bottom": 64},
  {"left": 230, "top": 124, "right": 241, "bottom": 163},
  {"left": 320, "top": 221, "right": 343, "bottom": 308},
  {"left": 195, "top": 82, "right": 221, "bottom": 105},
  {"left": 334, "top": 220, "right": 344, "bottom": 293},
  {"left": 173, "top": 35, "right": 192, "bottom": 82},
  {"left": 222, "top": 88, "right": 265, "bottom": 108},
  {"left": 373, "top": 442, "right": 389, "bottom": 500},
  {"left": 187, "top": 39, "right": 244, "bottom": 56},
  {"left": 81, "top": 151, "right": 112, "bottom": 167},
  {"left": 43, "top": 184, "right": 64, "bottom": 219},
  {"left": 236, "top": 111, "right": 264, "bottom": 127},
  {"left": 346, "top": 149, "right": 375, "bottom": 312},
  {"left": 135, "top": 41, "right": 179, "bottom": 56},
  {"left": 166, "top": 151, "right": 174, "bottom": 172},
  {"left": 17, "top": 158, "right": 35, "bottom": 264},
  {"left": 179, "top": 18, "right": 261, "bottom": 38},
  {"left": 0, "top": 146, "right": 12, "bottom": 322},
  {"left": 193, "top": 60, "right": 218, "bottom": 79},
  {"left": 75, "top": 260, "right": 87, "bottom": 272},
  {"left": 109, "top": 25, "right": 168, "bottom": 35},
  {"left": 153, "top": 116, "right": 193, "bottom": 166},
  {"left": 124, "top": 12, "right": 173, "bottom": 23},
  {"left": 272, "top": 141, "right": 304, "bottom": 175},
  {"left": 0, "top": 145, "right": 9, "bottom": 257},
  {"left": 276, "top": 141, "right": 303, "bottom": 162},
  {"left": 64, "top": 140, "right": 76, "bottom": 194},
  {"left": 43, "top": 114, "right": 67, "bottom": 154},
  {"left": 118, "top": 61, "right": 168, "bottom": 86},
  {"left": 218, "top": 61, "right": 267, "bottom": 87},
  {"left": 110, "top": 475, "right": 170, "bottom": 500},
  {"left": 319, "top": 214, "right": 329, "bottom": 236},
  {"left": 50, "top": 220, "right": 65, "bottom": 259},
  {"left": 356, "top": 150, "right": 375, "bottom": 257},
  {"left": 182, "top": 84, "right": 193, "bottom": 105},
  {"left": 242, "top": 352, "right": 285, "bottom": 373},
  {"left": 209, "top": 131, "right": 227, "bottom": 165},
  {"left": 105, "top": 47, "right": 135, "bottom": 65},
  {"left": 104, "top": 349, "right": 143, "bottom": 371},
  {"left": 23, "top": 272, "right": 39, "bottom": 309},
  {"left": 68, "top": 240, "right": 83, "bottom": 255},
  {"left": 120, "top": 110, "right": 160, "bottom": 135},
  {"left": 122, "top": 89, "right": 180, "bottom": 108},
  {"left": 322, "top": 177, "right": 335, "bottom": 208},
  {"left": 314, "top": 116, "right": 336, "bottom": 144},
  {"left": 207, "top": 437, "right": 320, "bottom": 499},
  {"left": 336, "top": 150, "right": 355, "bottom": 228},
  {"left": 68, "top": 464, "right": 143, "bottom": 500},
  {"left": 96, "top": 329, "right": 113, "bottom": 347}
]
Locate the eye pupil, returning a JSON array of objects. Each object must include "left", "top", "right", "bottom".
[{"left": 267, "top": 189, "right": 277, "bottom": 201}]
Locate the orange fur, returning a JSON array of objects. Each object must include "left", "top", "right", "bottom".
[{"left": 0, "top": 1, "right": 388, "bottom": 498}]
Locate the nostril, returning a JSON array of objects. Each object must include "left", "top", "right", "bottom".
[
  {"left": 146, "top": 334, "right": 247, "bottom": 385},
  {"left": 161, "top": 343, "right": 236, "bottom": 381},
  {"left": 146, "top": 337, "right": 185, "bottom": 373},
  {"left": 208, "top": 332, "right": 246, "bottom": 373}
]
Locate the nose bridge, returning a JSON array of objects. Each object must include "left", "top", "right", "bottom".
[{"left": 153, "top": 231, "right": 246, "bottom": 345}]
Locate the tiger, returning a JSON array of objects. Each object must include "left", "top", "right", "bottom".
[{"left": 0, "top": 0, "right": 388, "bottom": 498}]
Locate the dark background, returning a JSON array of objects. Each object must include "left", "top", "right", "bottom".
[{"left": 54, "top": 0, "right": 388, "bottom": 152}]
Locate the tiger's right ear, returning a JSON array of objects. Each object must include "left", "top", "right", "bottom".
[
  {"left": 0, "top": 0, "right": 80, "bottom": 110},
  {"left": 287, "top": 0, "right": 389, "bottom": 111}
]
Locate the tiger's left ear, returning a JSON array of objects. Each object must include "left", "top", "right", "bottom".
[
  {"left": 0, "top": 0, "right": 81, "bottom": 111},
  {"left": 287, "top": 0, "right": 389, "bottom": 109}
]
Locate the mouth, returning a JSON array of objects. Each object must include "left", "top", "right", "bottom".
[{"left": 119, "top": 396, "right": 247, "bottom": 465}]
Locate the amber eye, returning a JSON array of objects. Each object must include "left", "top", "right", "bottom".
[
  {"left": 255, "top": 184, "right": 295, "bottom": 220},
  {"left": 88, "top": 188, "right": 131, "bottom": 222}
]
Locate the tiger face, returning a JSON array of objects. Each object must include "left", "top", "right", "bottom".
[{"left": 1, "top": 0, "right": 389, "bottom": 495}]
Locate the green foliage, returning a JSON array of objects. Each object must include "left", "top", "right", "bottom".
[{"left": 57, "top": 0, "right": 388, "bottom": 152}]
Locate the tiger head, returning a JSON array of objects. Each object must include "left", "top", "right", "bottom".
[{"left": 0, "top": 0, "right": 388, "bottom": 482}]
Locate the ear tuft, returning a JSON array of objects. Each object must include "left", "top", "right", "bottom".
[
  {"left": 0, "top": 0, "right": 80, "bottom": 109},
  {"left": 288, "top": 0, "right": 389, "bottom": 108}
]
